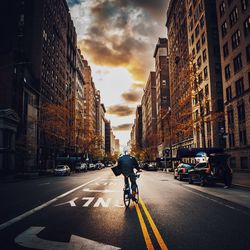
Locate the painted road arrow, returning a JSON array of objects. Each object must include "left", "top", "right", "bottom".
[{"left": 15, "top": 226, "right": 121, "bottom": 250}]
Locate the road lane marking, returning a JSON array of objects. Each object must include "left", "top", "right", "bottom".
[
  {"left": 139, "top": 198, "right": 168, "bottom": 250},
  {"left": 15, "top": 226, "right": 121, "bottom": 249},
  {"left": 135, "top": 203, "right": 154, "bottom": 250},
  {"left": 0, "top": 176, "right": 102, "bottom": 231},
  {"left": 38, "top": 182, "right": 50, "bottom": 186},
  {"left": 83, "top": 188, "right": 119, "bottom": 193}
]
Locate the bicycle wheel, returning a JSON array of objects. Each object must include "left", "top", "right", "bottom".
[
  {"left": 123, "top": 190, "right": 130, "bottom": 207},
  {"left": 134, "top": 186, "right": 139, "bottom": 203}
]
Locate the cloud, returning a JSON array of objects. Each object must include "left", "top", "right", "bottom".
[
  {"left": 107, "top": 105, "right": 135, "bottom": 116},
  {"left": 74, "top": 0, "right": 168, "bottom": 82},
  {"left": 132, "top": 83, "right": 144, "bottom": 89},
  {"left": 121, "top": 89, "right": 142, "bottom": 103},
  {"left": 112, "top": 123, "right": 133, "bottom": 131}
]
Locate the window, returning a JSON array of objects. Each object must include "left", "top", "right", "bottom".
[
  {"left": 246, "top": 44, "right": 250, "bottom": 62},
  {"left": 196, "top": 40, "right": 201, "bottom": 53},
  {"left": 223, "top": 42, "right": 229, "bottom": 58},
  {"left": 240, "top": 157, "right": 248, "bottom": 169},
  {"left": 227, "top": 107, "right": 234, "bottom": 126},
  {"left": 235, "top": 78, "right": 244, "bottom": 96},
  {"left": 244, "top": 17, "right": 250, "bottom": 36},
  {"left": 204, "top": 66, "right": 208, "bottom": 79},
  {"left": 191, "top": 34, "right": 194, "bottom": 44},
  {"left": 220, "top": 1, "right": 226, "bottom": 17},
  {"left": 228, "top": 133, "right": 235, "bottom": 147},
  {"left": 199, "top": 89, "right": 204, "bottom": 101},
  {"left": 207, "top": 121, "right": 211, "bottom": 135},
  {"left": 226, "top": 86, "right": 232, "bottom": 101},
  {"left": 221, "top": 21, "right": 228, "bottom": 37},
  {"left": 239, "top": 129, "right": 247, "bottom": 145},
  {"left": 205, "top": 84, "right": 209, "bottom": 96},
  {"left": 200, "top": 15, "right": 205, "bottom": 28},
  {"left": 201, "top": 32, "right": 206, "bottom": 44},
  {"left": 197, "top": 56, "right": 202, "bottom": 68},
  {"left": 229, "top": 157, "right": 236, "bottom": 168},
  {"left": 198, "top": 72, "right": 203, "bottom": 83},
  {"left": 192, "top": 48, "right": 195, "bottom": 57},
  {"left": 241, "top": 0, "right": 248, "bottom": 11},
  {"left": 195, "top": 25, "right": 200, "bottom": 37},
  {"left": 229, "top": 7, "right": 238, "bottom": 27},
  {"left": 231, "top": 30, "right": 241, "bottom": 49},
  {"left": 225, "top": 64, "right": 231, "bottom": 80},
  {"left": 203, "top": 49, "right": 207, "bottom": 62},
  {"left": 238, "top": 101, "right": 245, "bottom": 123},
  {"left": 233, "top": 54, "right": 243, "bottom": 73},
  {"left": 205, "top": 101, "right": 210, "bottom": 114}
]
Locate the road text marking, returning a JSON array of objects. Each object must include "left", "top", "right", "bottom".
[{"left": 0, "top": 177, "right": 102, "bottom": 230}]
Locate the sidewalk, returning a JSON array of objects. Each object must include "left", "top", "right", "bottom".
[{"left": 232, "top": 172, "right": 250, "bottom": 188}]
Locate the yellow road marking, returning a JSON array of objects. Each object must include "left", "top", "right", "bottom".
[
  {"left": 134, "top": 202, "right": 154, "bottom": 250},
  {"left": 139, "top": 198, "right": 168, "bottom": 250}
]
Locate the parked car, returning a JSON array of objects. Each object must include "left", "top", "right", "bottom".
[
  {"left": 88, "top": 163, "right": 96, "bottom": 170},
  {"left": 54, "top": 165, "right": 71, "bottom": 176},
  {"left": 95, "top": 162, "right": 105, "bottom": 170},
  {"left": 75, "top": 163, "right": 87, "bottom": 172},
  {"left": 188, "top": 154, "right": 232, "bottom": 187},
  {"left": 174, "top": 163, "right": 194, "bottom": 180}
]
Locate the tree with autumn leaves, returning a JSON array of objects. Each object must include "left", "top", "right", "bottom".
[{"left": 163, "top": 56, "right": 225, "bottom": 152}]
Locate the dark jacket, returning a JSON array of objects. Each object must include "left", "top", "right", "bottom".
[{"left": 117, "top": 155, "right": 139, "bottom": 176}]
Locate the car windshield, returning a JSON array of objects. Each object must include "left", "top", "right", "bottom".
[
  {"left": 195, "top": 163, "right": 207, "bottom": 168},
  {"left": 56, "top": 166, "right": 65, "bottom": 169},
  {"left": 183, "top": 164, "right": 192, "bottom": 168}
]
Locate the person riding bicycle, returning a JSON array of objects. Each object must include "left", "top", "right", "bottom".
[{"left": 117, "top": 148, "right": 141, "bottom": 201}]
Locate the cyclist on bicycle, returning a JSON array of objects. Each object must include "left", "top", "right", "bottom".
[{"left": 117, "top": 147, "right": 141, "bottom": 201}]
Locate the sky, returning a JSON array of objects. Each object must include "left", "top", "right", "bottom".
[{"left": 67, "top": 0, "right": 169, "bottom": 147}]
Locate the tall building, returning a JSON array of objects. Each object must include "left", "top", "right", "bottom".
[
  {"left": 75, "top": 49, "right": 85, "bottom": 152},
  {"left": 95, "top": 91, "right": 106, "bottom": 157},
  {"left": 141, "top": 72, "right": 157, "bottom": 161},
  {"left": 216, "top": 0, "right": 250, "bottom": 170},
  {"left": 83, "top": 60, "right": 96, "bottom": 146},
  {"left": 153, "top": 38, "right": 170, "bottom": 157},
  {"left": 166, "top": 0, "right": 193, "bottom": 157},
  {"left": 66, "top": 15, "right": 77, "bottom": 153},
  {"left": 114, "top": 139, "right": 120, "bottom": 155},
  {"left": 187, "top": 0, "right": 224, "bottom": 149},
  {"left": 0, "top": 0, "right": 76, "bottom": 171},
  {"left": 135, "top": 105, "right": 143, "bottom": 151},
  {"left": 105, "top": 120, "right": 111, "bottom": 155}
]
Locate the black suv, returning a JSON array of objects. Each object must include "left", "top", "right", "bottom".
[{"left": 188, "top": 154, "right": 232, "bottom": 187}]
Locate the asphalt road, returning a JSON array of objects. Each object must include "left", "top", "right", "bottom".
[{"left": 0, "top": 168, "right": 250, "bottom": 250}]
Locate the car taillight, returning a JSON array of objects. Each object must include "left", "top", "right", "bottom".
[{"left": 183, "top": 168, "right": 187, "bottom": 173}]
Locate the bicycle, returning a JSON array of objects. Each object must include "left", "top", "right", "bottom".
[{"left": 123, "top": 172, "right": 140, "bottom": 207}]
